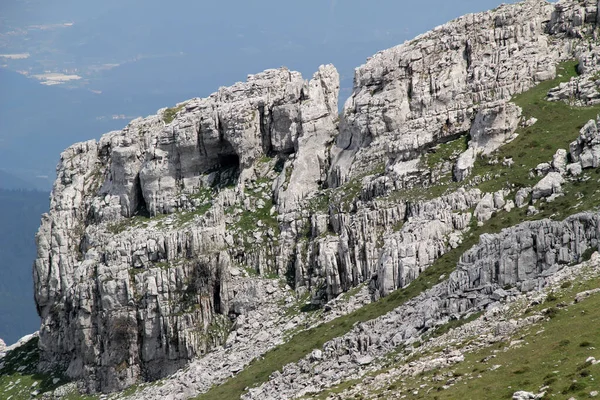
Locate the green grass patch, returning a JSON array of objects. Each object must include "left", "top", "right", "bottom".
[
  {"left": 472, "top": 60, "right": 596, "bottom": 193},
  {"left": 340, "top": 283, "right": 365, "bottom": 302},
  {"left": 0, "top": 337, "right": 96, "bottom": 399},
  {"left": 330, "top": 162, "right": 385, "bottom": 212},
  {"left": 236, "top": 199, "right": 279, "bottom": 234},
  {"left": 382, "top": 60, "right": 595, "bottom": 203},
  {"left": 107, "top": 213, "right": 165, "bottom": 234},
  {"left": 163, "top": 103, "right": 186, "bottom": 124},
  {"left": 307, "top": 191, "right": 332, "bottom": 214},
  {"left": 173, "top": 202, "right": 213, "bottom": 227},
  {"left": 389, "top": 276, "right": 600, "bottom": 399},
  {"left": 424, "top": 135, "right": 469, "bottom": 170}
]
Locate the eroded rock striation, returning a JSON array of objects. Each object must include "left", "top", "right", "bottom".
[
  {"left": 330, "top": 0, "right": 557, "bottom": 187},
  {"left": 244, "top": 213, "right": 600, "bottom": 399}
]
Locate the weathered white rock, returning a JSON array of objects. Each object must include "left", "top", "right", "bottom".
[
  {"left": 244, "top": 213, "right": 600, "bottom": 399},
  {"left": 575, "top": 287, "right": 600, "bottom": 303},
  {"left": 31, "top": 0, "right": 600, "bottom": 396},
  {"left": 527, "top": 206, "right": 539, "bottom": 216},
  {"left": 535, "top": 162, "right": 552, "bottom": 176},
  {"left": 310, "top": 349, "right": 323, "bottom": 361},
  {"left": 474, "top": 193, "right": 495, "bottom": 222},
  {"left": 375, "top": 189, "right": 482, "bottom": 298},
  {"left": 570, "top": 118, "right": 600, "bottom": 170},
  {"left": 504, "top": 200, "right": 516, "bottom": 213},
  {"left": 470, "top": 102, "right": 522, "bottom": 155},
  {"left": 513, "top": 391, "right": 541, "bottom": 400},
  {"left": 275, "top": 65, "right": 340, "bottom": 213},
  {"left": 454, "top": 147, "right": 477, "bottom": 182},
  {"left": 567, "top": 162, "right": 583, "bottom": 176},
  {"left": 515, "top": 187, "right": 532, "bottom": 208},
  {"left": 532, "top": 172, "right": 565, "bottom": 199},
  {"left": 329, "top": 0, "right": 557, "bottom": 187},
  {"left": 552, "top": 149, "right": 568, "bottom": 174},
  {"left": 454, "top": 101, "right": 522, "bottom": 181},
  {"left": 33, "top": 65, "right": 341, "bottom": 393}
]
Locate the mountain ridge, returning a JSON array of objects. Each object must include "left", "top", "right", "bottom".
[{"left": 3, "top": 0, "right": 600, "bottom": 399}]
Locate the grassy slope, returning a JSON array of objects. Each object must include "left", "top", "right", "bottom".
[
  {"left": 0, "top": 337, "right": 96, "bottom": 400},
  {"left": 197, "top": 61, "right": 600, "bottom": 399},
  {"left": 396, "top": 61, "right": 597, "bottom": 201},
  {"left": 475, "top": 60, "right": 590, "bottom": 192},
  {"left": 375, "top": 274, "right": 600, "bottom": 399}
]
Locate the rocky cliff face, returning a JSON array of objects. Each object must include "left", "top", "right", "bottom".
[
  {"left": 31, "top": 0, "right": 600, "bottom": 396},
  {"left": 330, "top": 0, "right": 557, "bottom": 187},
  {"left": 33, "top": 66, "right": 340, "bottom": 392},
  {"left": 244, "top": 213, "right": 600, "bottom": 399}
]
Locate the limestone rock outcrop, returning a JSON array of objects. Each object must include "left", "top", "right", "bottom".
[
  {"left": 244, "top": 213, "right": 600, "bottom": 399},
  {"left": 375, "top": 189, "right": 482, "bottom": 298},
  {"left": 329, "top": 0, "right": 557, "bottom": 187},
  {"left": 513, "top": 391, "right": 545, "bottom": 400},
  {"left": 454, "top": 102, "right": 521, "bottom": 181},
  {"left": 532, "top": 171, "right": 565, "bottom": 199},
  {"left": 570, "top": 118, "right": 600, "bottom": 169},
  {"left": 31, "top": 0, "right": 600, "bottom": 396},
  {"left": 33, "top": 65, "right": 340, "bottom": 393}
]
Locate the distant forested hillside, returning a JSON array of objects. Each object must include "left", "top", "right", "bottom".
[{"left": 0, "top": 189, "right": 48, "bottom": 344}]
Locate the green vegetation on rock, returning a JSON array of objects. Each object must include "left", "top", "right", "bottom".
[
  {"left": 195, "top": 202, "right": 546, "bottom": 399},
  {"left": 424, "top": 135, "right": 469, "bottom": 170},
  {"left": 196, "top": 60, "right": 600, "bottom": 400},
  {"left": 378, "top": 275, "right": 600, "bottom": 399},
  {"left": 0, "top": 337, "right": 95, "bottom": 399},
  {"left": 163, "top": 103, "right": 186, "bottom": 124},
  {"left": 473, "top": 60, "right": 588, "bottom": 193}
]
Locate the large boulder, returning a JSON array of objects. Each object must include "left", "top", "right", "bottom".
[
  {"left": 532, "top": 172, "right": 565, "bottom": 199},
  {"left": 469, "top": 102, "right": 522, "bottom": 155},
  {"left": 570, "top": 118, "right": 600, "bottom": 169}
]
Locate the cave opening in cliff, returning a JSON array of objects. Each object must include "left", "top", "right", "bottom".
[
  {"left": 218, "top": 153, "right": 239, "bottom": 170},
  {"left": 133, "top": 174, "right": 151, "bottom": 218},
  {"left": 211, "top": 153, "right": 240, "bottom": 189},
  {"left": 207, "top": 131, "right": 241, "bottom": 188}
]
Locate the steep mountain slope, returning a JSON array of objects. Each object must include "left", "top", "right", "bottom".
[{"left": 4, "top": 0, "right": 600, "bottom": 399}]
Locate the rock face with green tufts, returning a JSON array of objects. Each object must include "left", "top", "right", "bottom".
[
  {"left": 243, "top": 213, "right": 600, "bottom": 400},
  {"left": 34, "top": 65, "right": 340, "bottom": 393},
  {"left": 329, "top": 0, "right": 557, "bottom": 188},
  {"left": 31, "top": 0, "right": 600, "bottom": 397}
]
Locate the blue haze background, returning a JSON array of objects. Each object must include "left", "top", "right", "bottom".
[{"left": 0, "top": 0, "right": 520, "bottom": 343}]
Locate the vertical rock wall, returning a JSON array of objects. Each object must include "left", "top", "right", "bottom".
[{"left": 34, "top": 66, "right": 340, "bottom": 392}]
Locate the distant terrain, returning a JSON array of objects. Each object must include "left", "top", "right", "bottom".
[{"left": 0, "top": 189, "right": 48, "bottom": 344}]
